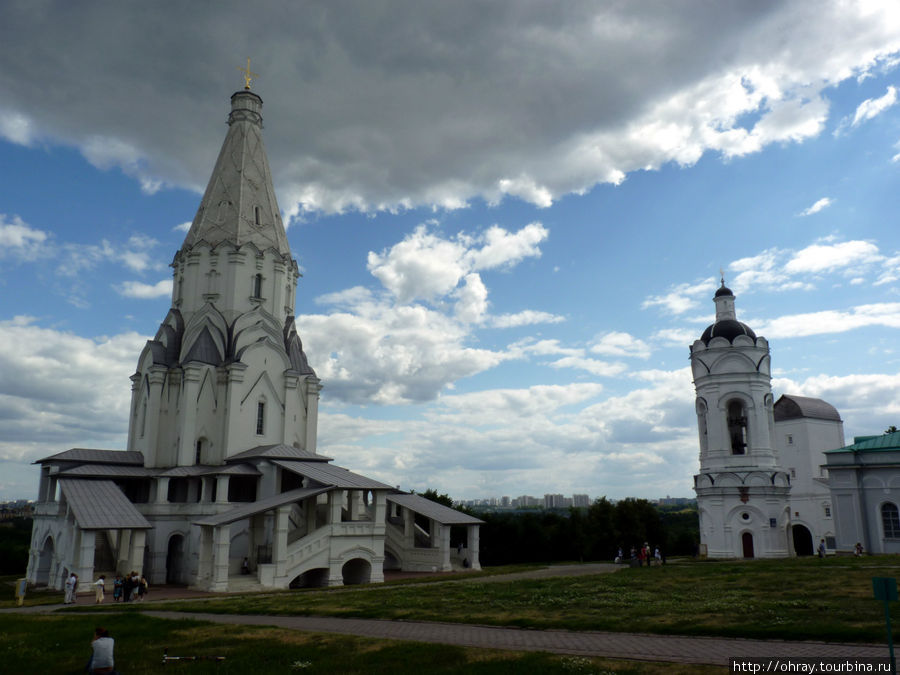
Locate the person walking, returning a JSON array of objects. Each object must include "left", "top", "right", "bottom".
[
  {"left": 94, "top": 575, "right": 106, "bottom": 604},
  {"left": 64, "top": 572, "right": 77, "bottom": 604}
]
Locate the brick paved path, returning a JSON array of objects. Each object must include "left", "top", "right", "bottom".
[{"left": 142, "top": 610, "right": 887, "bottom": 666}]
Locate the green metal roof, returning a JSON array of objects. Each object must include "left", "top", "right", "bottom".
[{"left": 825, "top": 431, "right": 900, "bottom": 454}]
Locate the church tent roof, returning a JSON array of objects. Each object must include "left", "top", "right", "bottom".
[
  {"left": 192, "top": 486, "right": 329, "bottom": 527},
  {"left": 227, "top": 444, "right": 332, "bottom": 463},
  {"left": 35, "top": 448, "right": 144, "bottom": 465},
  {"left": 774, "top": 395, "right": 842, "bottom": 422},
  {"left": 58, "top": 479, "right": 151, "bottom": 530},
  {"left": 274, "top": 460, "right": 393, "bottom": 489},
  {"left": 387, "top": 493, "right": 484, "bottom": 525}
]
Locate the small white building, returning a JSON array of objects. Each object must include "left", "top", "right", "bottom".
[
  {"left": 825, "top": 431, "right": 900, "bottom": 554},
  {"left": 26, "top": 87, "right": 481, "bottom": 592}
]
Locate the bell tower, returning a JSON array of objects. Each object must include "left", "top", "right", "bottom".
[{"left": 691, "top": 280, "right": 791, "bottom": 558}]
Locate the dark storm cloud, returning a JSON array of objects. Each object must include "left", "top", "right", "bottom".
[{"left": 0, "top": 1, "right": 898, "bottom": 214}]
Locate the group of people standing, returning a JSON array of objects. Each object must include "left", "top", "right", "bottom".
[
  {"left": 615, "top": 543, "right": 665, "bottom": 566},
  {"left": 113, "top": 571, "right": 148, "bottom": 602},
  {"left": 64, "top": 571, "right": 147, "bottom": 604}
]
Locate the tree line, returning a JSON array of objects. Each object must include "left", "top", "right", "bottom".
[{"left": 419, "top": 490, "right": 699, "bottom": 566}]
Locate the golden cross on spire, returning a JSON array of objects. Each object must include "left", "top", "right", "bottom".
[{"left": 237, "top": 57, "right": 259, "bottom": 90}]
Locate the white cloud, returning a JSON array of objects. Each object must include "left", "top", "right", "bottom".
[
  {"left": 0, "top": 214, "right": 48, "bottom": 260},
  {"left": 173, "top": 221, "right": 192, "bottom": 233},
  {"left": 0, "top": 110, "right": 35, "bottom": 146},
  {"left": 453, "top": 273, "right": 488, "bottom": 324},
  {"left": 799, "top": 197, "right": 832, "bottom": 216},
  {"left": 116, "top": 279, "right": 173, "bottom": 299},
  {"left": 784, "top": 240, "right": 882, "bottom": 275},
  {"left": 756, "top": 302, "right": 900, "bottom": 339},
  {"left": 642, "top": 278, "right": 717, "bottom": 315},
  {"left": 367, "top": 222, "right": 547, "bottom": 304},
  {"left": 491, "top": 310, "right": 565, "bottom": 328},
  {"left": 547, "top": 356, "right": 627, "bottom": 377},
  {"left": 299, "top": 305, "right": 511, "bottom": 404},
  {"left": 851, "top": 85, "right": 898, "bottom": 126},
  {"left": 0, "top": 317, "right": 146, "bottom": 468},
  {"left": 589, "top": 331, "right": 651, "bottom": 359}
]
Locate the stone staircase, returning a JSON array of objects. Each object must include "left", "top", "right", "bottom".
[{"left": 227, "top": 574, "right": 266, "bottom": 593}]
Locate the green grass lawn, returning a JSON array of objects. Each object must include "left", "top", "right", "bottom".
[
  {"left": 105, "top": 557, "right": 900, "bottom": 643},
  {"left": 0, "top": 614, "right": 720, "bottom": 674}
]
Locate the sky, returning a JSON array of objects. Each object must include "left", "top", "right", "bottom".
[{"left": 1, "top": 1, "right": 899, "bottom": 502}]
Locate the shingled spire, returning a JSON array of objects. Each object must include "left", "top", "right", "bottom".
[{"left": 181, "top": 90, "right": 290, "bottom": 256}]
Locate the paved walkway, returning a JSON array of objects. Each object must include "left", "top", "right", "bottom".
[{"left": 140, "top": 610, "right": 887, "bottom": 666}]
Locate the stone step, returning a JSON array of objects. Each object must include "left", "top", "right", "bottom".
[{"left": 227, "top": 575, "right": 265, "bottom": 593}]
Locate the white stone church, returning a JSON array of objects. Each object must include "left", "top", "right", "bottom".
[
  {"left": 26, "top": 87, "right": 482, "bottom": 592},
  {"left": 691, "top": 282, "right": 843, "bottom": 558}
]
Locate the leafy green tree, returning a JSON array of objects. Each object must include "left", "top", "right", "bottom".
[{"left": 418, "top": 488, "right": 455, "bottom": 508}]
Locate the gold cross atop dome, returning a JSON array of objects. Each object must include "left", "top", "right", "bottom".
[{"left": 237, "top": 57, "right": 259, "bottom": 90}]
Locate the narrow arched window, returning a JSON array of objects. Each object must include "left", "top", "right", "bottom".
[
  {"left": 882, "top": 503, "right": 900, "bottom": 538},
  {"left": 727, "top": 400, "right": 748, "bottom": 455},
  {"left": 256, "top": 401, "right": 265, "bottom": 435},
  {"left": 696, "top": 399, "right": 708, "bottom": 454},
  {"left": 253, "top": 273, "right": 263, "bottom": 299},
  {"left": 140, "top": 400, "right": 147, "bottom": 438},
  {"left": 255, "top": 206, "right": 261, "bottom": 226}
]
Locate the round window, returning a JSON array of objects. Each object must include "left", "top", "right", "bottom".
[{"left": 741, "top": 512, "right": 750, "bottom": 521}]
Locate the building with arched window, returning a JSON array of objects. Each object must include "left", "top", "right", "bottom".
[
  {"left": 825, "top": 431, "right": 900, "bottom": 554},
  {"left": 25, "top": 87, "right": 481, "bottom": 593}
]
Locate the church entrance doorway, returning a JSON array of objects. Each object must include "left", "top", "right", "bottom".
[
  {"left": 741, "top": 532, "right": 754, "bottom": 558},
  {"left": 166, "top": 534, "right": 185, "bottom": 584},
  {"left": 792, "top": 524, "right": 814, "bottom": 556}
]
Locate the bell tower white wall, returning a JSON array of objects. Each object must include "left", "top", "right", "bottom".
[{"left": 691, "top": 282, "right": 791, "bottom": 558}]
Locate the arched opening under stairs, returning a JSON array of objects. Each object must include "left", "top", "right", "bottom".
[{"left": 342, "top": 558, "right": 371, "bottom": 585}]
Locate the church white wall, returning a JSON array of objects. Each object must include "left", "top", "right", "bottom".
[{"left": 775, "top": 417, "right": 843, "bottom": 551}]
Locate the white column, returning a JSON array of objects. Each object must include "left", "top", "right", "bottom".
[
  {"left": 272, "top": 505, "right": 290, "bottom": 580},
  {"left": 129, "top": 530, "right": 147, "bottom": 574},
  {"left": 178, "top": 365, "right": 202, "bottom": 465},
  {"left": 440, "top": 524, "right": 451, "bottom": 571},
  {"left": 195, "top": 526, "right": 213, "bottom": 588},
  {"left": 216, "top": 475, "right": 230, "bottom": 504},
  {"left": 155, "top": 477, "right": 170, "bottom": 504},
  {"left": 328, "top": 490, "right": 343, "bottom": 524},
  {"left": 403, "top": 508, "right": 414, "bottom": 547},
  {"left": 304, "top": 378, "right": 321, "bottom": 453},
  {"left": 76, "top": 529, "right": 96, "bottom": 583},
  {"left": 210, "top": 526, "right": 230, "bottom": 591},
  {"left": 467, "top": 525, "right": 481, "bottom": 570}
]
